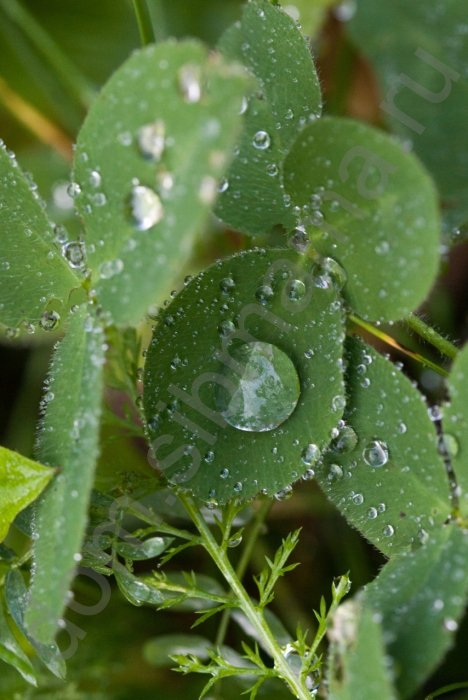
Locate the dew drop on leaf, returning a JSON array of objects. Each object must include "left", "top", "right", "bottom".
[
  {"left": 39, "top": 310, "right": 61, "bottom": 332},
  {"left": 138, "top": 120, "right": 165, "bottom": 161},
  {"left": 255, "top": 284, "right": 274, "bottom": 305},
  {"left": 62, "top": 241, "right": 86, "bottom": 269},
  {"left": 130, "top": 185, "right": 164, "bottom": 230},
  {"left": 362, "top": 439, "right": 389, "bottom": 468},
  {"left": 252, "top": 130, "right": 271, "bottom": 150},
  {"left": 301, "top": 443, "right": 320, "bottom": 466},
  {"left": 178, "top": 64, "right": 202, "bottom": 103},
  {"left": 216, "top": 341, "right": 300, "bottom": 433}
]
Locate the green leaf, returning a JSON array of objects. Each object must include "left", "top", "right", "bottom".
[
  {"left": 0, "top": 141, "right": 80, "bottom": 330},
  {"left": 279, "top": 0, "right": 336, "bottom": 36},
  {"left": 328, "top": 602, "right": 396, "bottom": 700},
  {"left": 316, "top": 338, "right": 450, "bottom": 555},
  {"left": 143, "top": 633, "right": 212, "bottom": 667},
  {"left": 73, "top": 40, "right": 250, "bottom": 326},
  {"left": 0, "top": 593, "right": 36, "bottom": 686},
  {"left": 0, "top": 446, "right": 54, "bottom": 542},
  {"left": 114, "top": 565, "right": 165, "bottom": 608},
  {"left": 143, "top": 248, "right": 346, "bottom": 504},
  {"left": 115, "top": 535, "right": 174, "bottom": 561},
  {"left": 348, "top": 0, "right": 468, "bottom": 239},
  {"left": 5, "top": 569, "right": 65, "bottom": 679},
  {"left": 364, "top": 524, "right": 468, "bottom": 698},
  {"left": 283, "top": 116, "right": 441, "bottom": 321},
  {"left": 216, "top": 0, "right": 322, "bottom": 236},
  {"left": 444, "top": 343, "right": 468, "bottom": 517},
  {"left": 25, "top": 305, "right": 105, "bottom": 644}
]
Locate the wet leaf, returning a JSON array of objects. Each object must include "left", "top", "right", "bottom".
[
  {"left": 0, "top": 141, "right": 80, "bottom": 330},
  {"left": 115, "top": 535, "right": 173, "bottom": 561},
  {"left": 73, "top": 40, "right": 251, "bottom": 326},
  {"left": 284, "top": 117, "right": 440, "bottom": 321},
  {"left": 364, "top": 524, "right": 468, "bottom": 698},
  {"left": 0, "top": 446, "right": 54, "bottom": 542},
  {"left": 25, "top": 306, "right": 105, "bottom": 644},
  {"left": 144, "top": 248, "right": 346, "bottom": 504},
  {"left": 0, "top": 592, "right": 36, "bottom": 686},
  {"left": 316, "top": 338, "right": 450, "bottom": 556},
  {"left": 349, "top": 0, "right": 468, "bottom": 240},
  {"left": 444, "top": 343, "right": 468, "bottom": 517},
  {"left": 328, "top": 602, "right": 396, "bottom": 700},
  {"left": 216, "top": 0, "right": 322, "bottom": 236},
  {"left": 114, "top": 565, "right": 165, "bottom": 608}
]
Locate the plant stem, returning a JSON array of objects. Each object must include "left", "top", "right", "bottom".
[
  {"left": 132, "top": 0, "right": 156, "bottom": 46},
  {"left": 405, "top": 313, "right": 458, "bottom": 360},
  {"left": 215, "top": 497, "right": 272, "bottom": 647},
  {"left": 0, "top": 0, "right": 94, "bottom": 112},
  {"left": 349, "top": 313, "right": 449, "bottom": 377},
  {"left": 180, "top": 494, "right": 312, "bottom": 700}
]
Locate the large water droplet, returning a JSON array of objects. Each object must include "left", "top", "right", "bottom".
[
  {"left": 216, "top": 341, "right": 300, "bottom": 432},
  {"left": 39, "top": 310, "right": 60, "bottom": 331},
  {"left": 301, "top": 443, "right": 320, "bottom": 466},
  {"left": 252, "top": 130, "right": 271, "bottom": 150},
  {"left": 331, "top": 424, "right": 358, "bottom": 453},
  {"left": 255, "top": 285, "right": 274, "bottom": 305},
  {"left": 130, "top": 185, "right": 164, "bottom": 231},
  {"left": 138, "top": 120, "right": 165, "bottom": 160},
  {"left": 363, "top": 440, "right": 389, "bottom": 468},
  {"left": 320, "top": 257, "right": 347, "bottom": 291},
  {"left": 62, "top": 241, "right": 85, "bottom": 269}
]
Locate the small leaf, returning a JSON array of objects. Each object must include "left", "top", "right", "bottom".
[
  {"left": 115, "top": 535, "right": 173, "bottom": 561},
  {"left": 444, "top": 343, "right": 468, "bottom": 517},
  {"left": 144, "top": 633, "right": 212, "bottom": 667},
  {"left": 364, "top": 524, "right": 468, "bottom": 698},
  {"left": 5, "top": 570, "right": 65, "bottom": 679},
  {"left": 0, "top": 141, "right": 80, "bottom": 330},
  {"left": 216, "top": 0, "right": 322, "bottom": 236},
  {"left": 316, "top": 338, "right": 450, "bottom": 555},
  {"left": 25, "top": 305, "right": 105, "bottom": 644},
  {"left": 73, "top": 40, "right": 251, "bottom": 326},
  {"left": 114, "top": 565, "right": 165, "bottom": 607},
  {"left": 0, "top": 446, "right": 54, "bottom": 542},
  {"left": 0, "top": 593, "right": 36, "bottom": 686},
  {"left": 348, "top": 1, "right": 468, "bottom": 239},
  {"left": 143, "top": 249, "right": 346, "bottom": 503},
  {"left": 328, "top": 602, "right": 397, "bottom": 700},
  {"left": 284, "top": 117, "right": 440, "bottom": 321}
]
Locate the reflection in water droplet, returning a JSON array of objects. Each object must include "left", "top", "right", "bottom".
[
  {"left": 331, "top": 424, "right": 358, "bottom": 453},
  {"left": 289, "top": 227, "right": 310, "bottom": 253},
  {"left": 216, "top": 341, "right": 300, "bottom": 433},
  {"left": 320, "top": 257, "right": 347, "bottom": 291},
  {"left": 301, "top": 443, "right": 320, "bottom": 466},
  {"left": 352, "top": 493, "right": 364, "bottom": 505},
  {"left": 328, "top": 464, "right": 344, "bottom": 481},
  {"left": 287, "top": 279, "right": 306, "bottom": 302},
  {"left": 178, "top": 64, "right": 202, "bottom": 103},
  {"left": 63, "top": 241, "right": 86, "bottom": 268},
  {"left": 220, "top": 276, "right": 235, "bottom": 294},
  {"left": 130, "top": 185, "right": 164, "bottom": 230},
  {"left": 39, "top": 310, "right": 60, "bottom": 331},
  {"left": 138, "top": 120, "right": 165, "bottom": 160},
  {"left": 363, "top": 440, "right": 389, "bottom": 468},
  {"left": 252, "top": 130, "right": 271, "bottom": 150}
]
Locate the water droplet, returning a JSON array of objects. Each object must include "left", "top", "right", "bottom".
[
  {"left": 218, "top": 319, "right": 236, "bottom": 337},
  {"left": 375, "top": 241, "right": 390, "bottom": 255},
  {"left": 328, "top": 464, "right": 344, "bottom": 481},
  {"left": 130, "top": 185, "right": 164, "bottom": 230},
  {"left": 363, "top": 440, "right": 389, "bottom": 468},
  {"left": 67, "top": 182, "right": 81, "bottom": 198},
  {"left": 367, "top": 507, "right": 378, "bottom": 520},
  {"left": 138, "top": 120, "right": 165, "bottom": 160},
  {"left": 227, "top": 534, "right": 243, "bottom": 547},
  {"left": 352, "top": 493, "right": 364, "bottom": 505},
  {"left": 332, "top": 395, "right": 346, "bottom": 413},
  {"left": 233, "top": 482, "right": 243, "bottom": 493},
  {"left": 320, "top": 257, "right": 347, "bottom": 291},
  {"left": 218, "top": 177, "right": 229, "bottom": 193},
  {"left": 100, "top": 259, "right": 124, "bottom": 279},
  {"left": 334, "top": 0, "right": 356, "bottom": 21},
  {"left": 438, "top": 433, "right": 459, "bottom": 457},
  {"left": 178, "top": 64, "right": 202, "bottom": 103},
  {"left": 89, "top": 170, "right": 101, "bottom": 188},
  {"left": 252, "top": 130, "right": 271, "bottom": 150},
  {"left": 331, "top": 424, "right": 358, "bottom": 453},
  {"left": 301, "top": 443, "right": 320, "bottom": 466},
  {"left": 428, "top": 405, "right": 443, "bottom": 421},
  {"left": 216, "top": 341, "right": 300, "bottom": 433},
  {"left": 117, "top": 131, "right": 132, "bottom": 146},
  {"left": 383, "top": 524, "right": 395, "bottom": 537},
  {"left": 220, "top": 468, "right": 230, "bottom": 479},
  {"left": 266, "top": 163, "right": 279, "bottom": 177},
  {"left": 275, "top": 485, "right": 293, "bottom": 501},
  {"left": 63, "top": 241, "right": 86, "bottom": 268},
  {"left": 198, "top": 176, "right": 217, "bottom": 205},
  {"left": 397, "top": 421, "right": 407, "bottom": 434},
  {"left": 39, "top": 310, "right": 60, "bottom": 332},
  {"left": 220, "top": 276, "right": 235, "bottom": 294},
  {"left": 287, "top": 279, "right": 306, "bottom": 302},
  {"left": 289, "top": 227, "right": 310, "bottom": 253},
  {"left": 443, "top": 618, "right": 458, "bottom": 632},
  {"left": 255, "top": 285, "right": 274, "bottom": 305}
]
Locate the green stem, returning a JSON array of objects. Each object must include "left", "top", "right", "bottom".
[
  {"left": 0, "top": 0, "right": 94, "bottom": 111},
  {"left": 132, "top": 0, "right": 156, "bottom": 46},
  {"left": 349, "top": 313, "right": 449, "bottom": 377},
  {"left": 180, "top": 494, "right": 312, "bottom": 700},
  {"left": 215, "top": 498, "right": 272, "bottom": 647},
  {"left": 308, "top": 576, "right": 350, "bottom": 662},
  {"left": 405, "top": 313, "right": 458, "bottom": 360}
]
